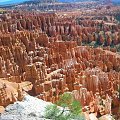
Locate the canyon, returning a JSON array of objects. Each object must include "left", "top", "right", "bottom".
[{"left": 0, "top": 1, "right": 119, "bottom": 120}]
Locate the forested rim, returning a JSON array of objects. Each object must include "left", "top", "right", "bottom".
[{"left": 115, "top": 14, "right": 120, "bottom": 22}]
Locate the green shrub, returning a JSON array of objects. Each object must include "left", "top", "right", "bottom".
[{"left": 44, "top": 92, "right": 85, "bottom": 120}]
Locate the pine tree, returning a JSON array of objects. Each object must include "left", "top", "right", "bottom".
[{"left": 44, "top": 92, "right": 85, "bottom": 120}]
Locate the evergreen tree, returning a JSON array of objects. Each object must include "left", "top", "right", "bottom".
[{"left": 44, "top": 92, "right": 85, "bottom": 120}]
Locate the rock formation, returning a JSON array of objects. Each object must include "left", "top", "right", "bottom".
[{"left": 0, "top": 9, "right": 119, "bottom": 120}]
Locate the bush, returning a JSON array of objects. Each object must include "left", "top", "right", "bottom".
[{"left": 44, "top": 92, "right": 85, "bottom": 120}]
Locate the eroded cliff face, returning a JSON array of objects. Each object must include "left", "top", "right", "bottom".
[{"left": 0, "top": 11, "right": 119, "bottom": 119}]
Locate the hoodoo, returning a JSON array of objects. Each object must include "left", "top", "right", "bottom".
[{"left": 0, "top": 0, "right": 120, "bottom": 120}]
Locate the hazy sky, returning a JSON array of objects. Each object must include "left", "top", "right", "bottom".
[
  {"left": 0, "top": 0, "right": 11, "bottom": 2},
  {"left": 0, "top": 0, "right": 29, "bottom": 3},
  {"left": 0, "top": 0, "right": 119, "bottom": 5}
]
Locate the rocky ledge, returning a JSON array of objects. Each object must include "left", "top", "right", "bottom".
[{"left": 0, "top": 95, "right": 51, "bottom": 120}]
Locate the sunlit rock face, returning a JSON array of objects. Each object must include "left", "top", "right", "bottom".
[{"left": 0, "top": 9, "right": 119, "bottom": 119}]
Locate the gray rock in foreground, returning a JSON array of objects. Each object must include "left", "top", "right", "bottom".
[{"left": 0, "top": 95, "right": 51, "bottom": 120}]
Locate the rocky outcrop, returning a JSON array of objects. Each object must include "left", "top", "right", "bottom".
[{"left": 0, "top": 95, "right": 51, "bottom": 120}]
